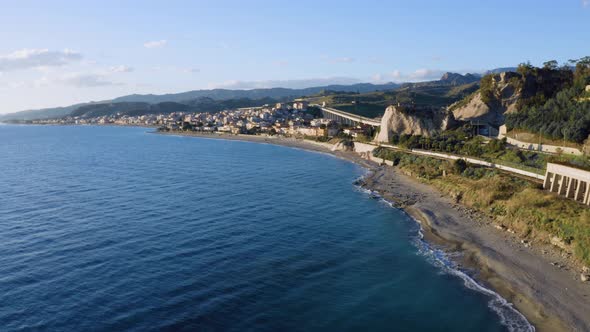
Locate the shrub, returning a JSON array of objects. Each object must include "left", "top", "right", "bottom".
[{"left": 453, "top": 159, "right": 467, "bottom": 174}]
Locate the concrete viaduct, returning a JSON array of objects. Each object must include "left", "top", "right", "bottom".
[
  {"left": 317, "top": 106, "right": 381, "bottom": 127},
  {"left": 544, "top": 162, "right": 590, "bottom": 204}
]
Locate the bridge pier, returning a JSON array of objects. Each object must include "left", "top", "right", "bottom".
[{"left": 544, "top": 163, "right": 590, "bottom": 205}]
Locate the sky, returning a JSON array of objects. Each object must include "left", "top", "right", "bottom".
[{"left": 0, "top": 0, "right": 589, "bottom": 114}]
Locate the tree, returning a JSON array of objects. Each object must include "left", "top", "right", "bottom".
[
  {"left": 573, "top": 56, "right": 590, "bottom": 89},
  {"left": 543, "top": 60, "right": 559, "bottom": 70},
  {"left": 479, "top": 74, "right": 495, "bottom": 105},
  {"left": 517, "top": 61, "right": 535, "bottom": 76}
]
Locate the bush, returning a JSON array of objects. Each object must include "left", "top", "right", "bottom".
[
  {"left": 486, "top": 138, "right": 506, "bottom": 153},
  {"left": 453, "top": 159, "right": 467, "bottom": 174}
]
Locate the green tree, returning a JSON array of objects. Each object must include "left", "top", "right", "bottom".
[
  {"left": 543, "top": 60, "right": 559, "bottom": 70},
  {"left": 517, "top": 61, "right": 535, "bottom": 76}
]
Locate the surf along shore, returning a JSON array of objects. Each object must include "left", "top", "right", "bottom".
[{"left": 157, "top": 130, "right": 590, "bottom": 332}]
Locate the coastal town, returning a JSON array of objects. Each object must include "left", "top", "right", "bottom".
[
  {"left": 26, "top": 99, "right": 376, "bottom": 139},
  {"left": 5, "top": 2, "right": 590, "bottom": 332}
]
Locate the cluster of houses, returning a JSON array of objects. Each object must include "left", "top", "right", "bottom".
[
  {"left": 162, "top": 101, "right": 341, "bottom": 137},
  {"left": 31, "top": 100, "right": 358, "bottom": 139}
]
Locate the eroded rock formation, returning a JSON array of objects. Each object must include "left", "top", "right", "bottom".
[{"left": 375, "top": 105, "right": 457, "bottom": 143}]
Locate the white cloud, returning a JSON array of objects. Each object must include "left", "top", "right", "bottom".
[
  {"left": 371, "top": 73, "right": 384, "bottom": 82},
  {"left": 372, "top": 68, "right": 446, "bottom": 83},
  {"left": 210, "top": 77, "right": 362, "bottom": 89},
  {"left": 32, "top": 66, "right": 128, "bottom": 88},
  {"left": 109, "top": 65, "right": 134, "bottom": 73},
  {"left": 144, "top": 40, "right": 167, "bottom": 49},
  {"left": 0, "top": 49, "right": 82, "bottom": 72},
  {"left": 583, "top": 0, "right": 590, "bottom": 7},
  {"left": 60, "top": 73, "right": 122, "bottom": 87},
  {"left": 408, "top": 68, "right": 446, "bottom": 80}
]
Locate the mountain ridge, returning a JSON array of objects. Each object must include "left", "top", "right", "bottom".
[
  {"left": 0, "top": 70, "right": 505, "bottom": 121},
  {"left": 0, "top": 82, "right": 401, "bottom": 121}
]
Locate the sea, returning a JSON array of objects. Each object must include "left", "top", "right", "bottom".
[{"left": 0, "top": 125, "right": 533, "bottom": 331}]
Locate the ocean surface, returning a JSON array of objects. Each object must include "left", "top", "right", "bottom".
[{"left": 0, "top": 125, "right": 532, "bottom": 332}]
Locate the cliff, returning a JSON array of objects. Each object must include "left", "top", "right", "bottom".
[
  {"left": 451, "top": 69, "right": 573, "bottom": 127},
  {"left": 375, "top": 105, "right": 457, "bottom": 142}
]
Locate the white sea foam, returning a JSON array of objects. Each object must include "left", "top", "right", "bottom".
[
  {"left": 413, "top": 235, "right": 535, "bottom": 332},
  {"left": 354, "top": 183, "right": 535, "bottom": 332}
]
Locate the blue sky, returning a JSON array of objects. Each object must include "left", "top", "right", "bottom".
[{"left": 0, "top": 0, "right": 589, "bottom": 113}]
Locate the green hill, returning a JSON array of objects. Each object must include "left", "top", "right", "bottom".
[
  {"left": 308, "top": 73, "right": 480, "bottom": 118},
  {"left": 68, "top": 97, "right": 280, "bottom": 119},
  {"left": 503, "top": 57, "right": 590, "bottom": 143},
  {"left": 0, "top": 83, "right": 400, "bottom": 121}
]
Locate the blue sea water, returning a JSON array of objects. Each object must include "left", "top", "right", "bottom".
[{"left": 0, "top": 125, "right": 532, "bottom": 332}]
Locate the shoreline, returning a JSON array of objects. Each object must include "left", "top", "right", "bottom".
[{"left": 157, "top": 130, "right": 590, "bottom": 331}]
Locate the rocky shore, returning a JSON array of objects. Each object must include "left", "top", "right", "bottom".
[
  {"left": 360, "top": 166, "right": 590, "bottom": 332},
  {"left": 156, "top": 131, "right": 590, "bottom": 332}
]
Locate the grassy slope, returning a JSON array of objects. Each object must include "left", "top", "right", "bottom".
[
  {"left": 506, "top": 129, "right": 583, "bottom": 150},
  {"left": 307, "top": 82, "right": 479, "bottom": 118},
  {"left": 373, "top": 148, "right": 590, "bottom": 265}
]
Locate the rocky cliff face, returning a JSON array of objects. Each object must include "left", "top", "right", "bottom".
[
  {"left": 452, "top": 70, "right": 572, "bottom": 127},
  {"left": 452, "top": 72, "right": 520, "bottom": 127},
  {"left": 375, "top": 105, "right": 457, "bottom": 142}
]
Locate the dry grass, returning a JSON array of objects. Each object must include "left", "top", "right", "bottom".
[
  {"left": 430, "top": 173, "right": 590, "bottom": 265},
  {"left": 377, "top": 147, "right": 590, "bottom": 264}
]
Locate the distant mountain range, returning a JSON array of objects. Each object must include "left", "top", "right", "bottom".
[
  {"left": 111, "top": 82, "right": 403, "bottom": 104},
  {"left": 0, "top": 70, "right": 489, "bottom": 121},
  {"left": 0, "top": 82, "right": 403, "bottom": 121},
  {"left": 67, "top": 97, "right": 282, "bottom": 119}
]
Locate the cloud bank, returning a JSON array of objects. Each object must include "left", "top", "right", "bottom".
[
  {"left": 60, "top": 73, "right": 123, "bottom": 87},
  {"left": 373, "top": 68, "right": 447, "bottom": 83},
  {"left": 0, "top": 49, "right": 82, "bottom": 72}
]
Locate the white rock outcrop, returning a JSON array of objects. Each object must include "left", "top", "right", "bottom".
[{"left": 375, "top": 105, "right": 456, "bottom": 143}]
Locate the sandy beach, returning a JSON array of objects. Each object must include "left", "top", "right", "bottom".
[{"left": 157, "top": 131, "right": 590, "bottom": 331}]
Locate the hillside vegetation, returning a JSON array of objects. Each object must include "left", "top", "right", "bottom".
[
  {"left": 452, "top": 61, "right": 575, "bottom": 127},
  {"left": 505, "top": 57, "right": 590, "bottom": 143},
  {"left": 450, "top": 57, "right": 590, "bottom": 144},
  {"left": 68, "top": 97, "right": 279, "bottom": 118}
]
